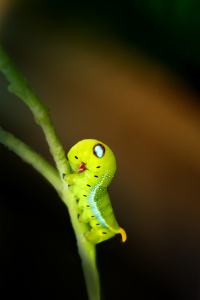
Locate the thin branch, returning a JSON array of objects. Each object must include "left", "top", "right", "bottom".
[
  {"left": 0, "top": 126, "right": 62, "bottom": 192},
  {"left": 0, "top": 44, "right": 70, "bottom": 177}
]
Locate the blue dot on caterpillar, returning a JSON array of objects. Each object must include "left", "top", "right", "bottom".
[{"left": 64, "top": 139, "right": 127, "bottom": 244}]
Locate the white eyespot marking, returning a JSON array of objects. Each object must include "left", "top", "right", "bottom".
[
  {"left": 95, "top": 145, "right": 103, "bottom": 157},
  {"left": 93, "top": 143, "right": 105, "bottom": 158}
]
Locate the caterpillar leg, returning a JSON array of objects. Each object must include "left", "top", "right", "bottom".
[
  {"left": 63, "top": 173, "right": 75, "bottom": 183},
  {"left": 90, "top": 219, "right": 104, "bottom": 230},
  {"left": 63, "top": 174, "right": 94, "bottom": 192},
  {"left": 78, "top": 207, "right": 100, "bottom": 222},
  {"left": 76, "top": 198, "right": 91, "bottom": 210},
  {"left": 63, "top": 173, "right": 82, "bottom": 183},
  {"left": 85, "top": 229, "right": 116, "bottom": 244},
  {"left": 79, "top": 209, "right": 93, "bottom": 223}
]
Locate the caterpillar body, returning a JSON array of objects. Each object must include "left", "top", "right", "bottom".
[{"left": 64, "top": 139, "right": 127, "bottom": 244}]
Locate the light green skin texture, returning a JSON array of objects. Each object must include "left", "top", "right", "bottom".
[{"left": 65, "top": 139, "right": 120, "bottom": 244}]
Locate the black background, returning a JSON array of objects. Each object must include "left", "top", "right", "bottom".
[{"left": 1, "top": 1, "right": 200, "bottom": 299}]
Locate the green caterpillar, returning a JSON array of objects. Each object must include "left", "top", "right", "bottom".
[{"left": 64, "top": 139, "right": 127, "bottom": 244}]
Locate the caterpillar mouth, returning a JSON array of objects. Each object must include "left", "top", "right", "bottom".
[{"left": 77, "top": 162, "right": 86, "bottom": 172}]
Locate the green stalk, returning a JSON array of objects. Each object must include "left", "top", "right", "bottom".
[
  {"left": 0, "top": 43, "right": 100, "bottom": 300},
  {"left": 0, "top": 126, "right": 62, "bottom": 192},
  {"left": 0, "top": 44, "right": 69, "bottom": 176}
]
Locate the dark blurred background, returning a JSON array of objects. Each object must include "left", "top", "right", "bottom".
[{"left": 1, "top": 0, "right": 200, "bottom": 299}]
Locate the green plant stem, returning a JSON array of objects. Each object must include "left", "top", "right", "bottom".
[
  {"left": 0, "top": 43, "right": 100, "bottom": 300},
  {"left": 0, "top": 44, "right": 69, "bottom": 176},
  {"left": 0, "top": 126, "right": 62, "bottom": 192}
]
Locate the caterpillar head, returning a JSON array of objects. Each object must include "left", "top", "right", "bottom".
[{"left": 67, "top": 139, "right": 117, "bottom": 177}]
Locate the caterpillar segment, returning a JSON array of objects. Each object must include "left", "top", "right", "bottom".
[{"left": 65, "top": 139, "right": 127, "bottom": 244}]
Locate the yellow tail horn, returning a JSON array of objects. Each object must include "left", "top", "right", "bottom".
[{"left": 118, "top": 228, "right": 127, "bottom": 242}]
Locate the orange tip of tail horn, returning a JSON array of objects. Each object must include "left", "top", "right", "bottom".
[{"left": 119, "top": 228, "right": 127, "bottom": 242}]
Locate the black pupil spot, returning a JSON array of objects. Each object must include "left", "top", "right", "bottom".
[
  {"left": 83, "top": 195, "right": 87, "bottom": 197},
  {"left": 96, "top": 224, "right": 100, "bottom": 225},
  {"left": 86, "top": 205, "right": 90, "bottom": 207},
  {"left": 76, "top": 199, "right": 79, "bottom": 203},
  {"left": 94, "top": 175, "right": 98, "bottom": 178},
  {"left": 91, "top": 216, "right": 95, "bottom": 218},
  {"left": 75, "top": 156, "right": 78, "bottom": 159},
  {"left": 102, "top": 232, "right": 107, "bottom": 234},
  {"left": 87, "top": 184, "right": 91, "bottom": 187},
  {"left": 96, "top": 166, "right": 100, "bottom": 168}
]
